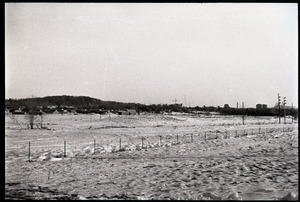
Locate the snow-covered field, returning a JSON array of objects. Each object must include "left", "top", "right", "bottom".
[{"left": 5, "top": 113, "right": 298, "bottom": 200}]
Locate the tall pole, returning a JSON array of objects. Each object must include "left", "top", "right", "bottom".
[
  {"left": 278, "top": 93, "right": 281, "bottom": 124},
  {"left": 292, "top": 102, "right": 294, "bottom": 123},
  {"left": 283, "top": 97, "right": 286, "bottom": 124},
  {"left": 64, "top": 140, "right": 66, "bottom": 157},
  {"left": 242, "top": 102, "right": 245, "bottom": 125},
  {"left": 28, "top": 141, "right": 31, "bottom": 162}
]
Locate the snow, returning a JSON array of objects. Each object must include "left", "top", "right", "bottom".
[{"left": 5, "top": 113, "right": 298, "bottom": 200}]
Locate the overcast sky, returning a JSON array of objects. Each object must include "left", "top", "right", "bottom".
[{"left": 5, "top": 3, "right": 298, "bottom": 108}]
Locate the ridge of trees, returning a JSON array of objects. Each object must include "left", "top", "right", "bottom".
[
  {"left": 5, "top": 95, "right": 298, "bottom": 117},
  {"left": 5, "top": 95, "right": 189, "bottom": 113}
]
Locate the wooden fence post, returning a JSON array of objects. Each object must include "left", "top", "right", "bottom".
[
  {"left": 64, "top": 140, "right": 66, "bottom": 157},
  {"left": 119, "top": 138, "right": 121, "bottom": 151},
  {"left": 191, "top": 133, "right": 193, "bottom": 143},
  {"left": 177, "top": 134, "right": 179, "bottom": 144},
  {"left": 159, "top": 136, "right": 162, "bottom": 146},
  {"left": 94, "top": 139, "right": 96, "bottom": 154},
  {"left": 142, "top": 137, "right": 144, "bottom": 149},
  {"left": 28, "top": 141, "right": 31, "bottom": 162}
]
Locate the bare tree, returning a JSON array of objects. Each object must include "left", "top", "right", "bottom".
[
  {"left": 25, "top": 113, "right": 39, "bottom": 129},
  {"left": 40, "top": 114, "right": 43, "bottom": 128},
  {"left": 40, "top": 113, "right": 47, "bottom": 129},
  {"left": 7, "top": 112, "right": 21, "bottom": 129}
]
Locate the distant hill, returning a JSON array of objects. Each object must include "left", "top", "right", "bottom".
[
  {"left": 5, "top": 95, "right": 144, "bottom": 110},
  {"left": 6, "top": 95, "right": 296, "bottom": 117},
  {"left": 5, "top": 95, "right": 193, "bottom": 114}
]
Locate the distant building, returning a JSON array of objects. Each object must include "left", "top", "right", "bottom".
[
  {"left": 52, "top": 109, "right": 60, "bottom": 114},
  {"left": 256, "top": 104, "right": 267, "bottom": 109},
  {"left": 47, "top": 105, "right": 58, "bottom": 109},
  {"left": 118, "top": 110, "right": 129, "bottom": 115},
  {"left": 117, "top": 109, "right": 136, "bottom": 115},
  {"left": 224, "top": 104, "right": 230, "bottom": 108},
  {"left": 127, "top": 109, "right": 136, "bottom": 115},
  {"left": 12, "top": 108, "right": 25, "bottom": 114},
  {"left": 70, "top": 109, "right": 77, "bottom": 114}
]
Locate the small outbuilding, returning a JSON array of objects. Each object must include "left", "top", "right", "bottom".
[
  {"left": 117, "top": 109, "right": 136, "bottom": 115},
  {"left": 127, "top": 109, "right": 136, "bottom": 115}
]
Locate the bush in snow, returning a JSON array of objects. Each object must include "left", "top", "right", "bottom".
[
  {"left": 135, "top": 144, "right": 142, "bottom": 150},
  {"left": 103, "top": 145, "right": 117, "bottom": 153},
  {"left": 83, "top": 146, "right": 91, "bottom": 154}
]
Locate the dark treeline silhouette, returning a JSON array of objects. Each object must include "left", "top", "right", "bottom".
[
  {"left": 220, "top": 107, "right": 297, "bottom": 117},
  {"left": 5, "top": 95, "right": 189, "bottom": 114},
  {"left": 5, "top": 95, "right": 298, "bottom": 117}
]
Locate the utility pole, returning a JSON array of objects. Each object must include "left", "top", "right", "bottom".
[
  {"left": 278, "top": 93, "right": 281, "bottom": 124},
  {"left": 283, "top": 97, "right": 286, "bottom": 124},
  {"left": 291, "top": 102, "right": 293, "bottom": 123},
  {"left": 242, "top": 101, "right": 245, "bottom": 125}
]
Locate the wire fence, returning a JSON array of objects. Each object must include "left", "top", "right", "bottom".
[{"left": 5, "top": 125, "right": 298, "bottom": 162}]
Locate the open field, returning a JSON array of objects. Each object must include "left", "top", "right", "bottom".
[{"left": 5, "top": 113, "right": 298, "bottom": 200}]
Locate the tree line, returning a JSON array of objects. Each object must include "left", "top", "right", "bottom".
[{"left": 5, "top": 95, "right": 298, "bottom": 117}]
